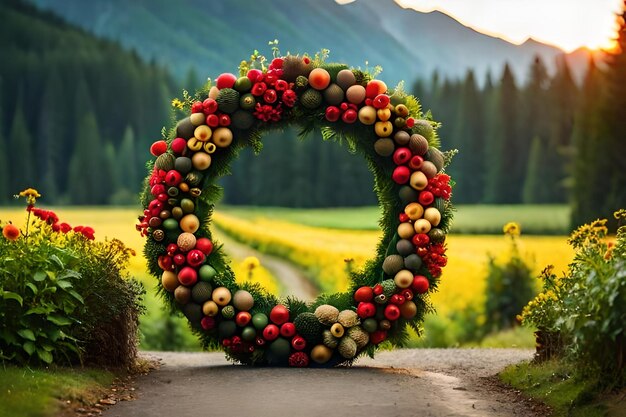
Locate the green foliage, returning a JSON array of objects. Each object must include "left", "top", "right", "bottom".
[
  {"left": 484, "top": 224, "right": 536, "bottom": 332},
  {"left": 521, "top": 212, "right": 626, "bottom": 385},
  {"left": 0, "top": 203, "right": 145, "bottom": 367}
]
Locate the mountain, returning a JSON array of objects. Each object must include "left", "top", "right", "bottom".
[{"left": 26, "top": 0, "right": 585, "bottom": 85}]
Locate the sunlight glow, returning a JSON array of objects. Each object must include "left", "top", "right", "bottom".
[{"left": 393, "top": 0, "right": 622, "bottom": 52}]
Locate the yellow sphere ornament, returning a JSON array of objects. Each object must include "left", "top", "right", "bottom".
[{"left": 179, "top": 214, "right": 200, "bottom": 233}]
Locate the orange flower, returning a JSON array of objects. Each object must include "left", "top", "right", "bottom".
[{"left": 2, "top": 224, "right": 20, "bottom": 241}]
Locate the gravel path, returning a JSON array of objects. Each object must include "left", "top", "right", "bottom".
[
  {"left": 214, "top": 229, "right": 319, "bottom": 301},
  {"left": 102, "top": 349, "right": 539, "bottom": 417}
]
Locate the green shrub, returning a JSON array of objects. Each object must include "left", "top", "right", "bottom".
[
  {"left": 0, "top": 189, "right": 144, "bottom": 367},
  {"left": 484, "top": 222, "right": 536, "bottom": 332},
  {"left": 521, "top": 210, "right": 626, "bottom": 385}
]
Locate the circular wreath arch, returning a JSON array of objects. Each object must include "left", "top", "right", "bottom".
[{"left": 138, "top": 51, "right": 454, "bottom": 367}]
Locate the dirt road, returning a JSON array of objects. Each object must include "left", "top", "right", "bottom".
[
  {"left": 214, "top": 229, "right": 319, "bottom": 301},
  {"left": 102, "top": 349, "right": 538, "bottom": 417}
]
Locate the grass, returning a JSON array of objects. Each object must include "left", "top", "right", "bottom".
[
  {"left": 219, "top": 204, "right": 571, "bottom": 234},
  {"left": 500, "top": 359, "right": 625, "bottom": 417},
  {"left": 0, "top": 366, "right": 115, "bottom": 417}
]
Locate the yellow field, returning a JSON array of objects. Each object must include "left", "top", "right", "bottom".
[
  {"left": 213, "top": 212, "right": 575, "bottom": 316},
  {"left": 1, "top": 207, "right": 575, "bottom": 347}
]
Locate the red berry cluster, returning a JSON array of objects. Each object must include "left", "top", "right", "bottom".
[
  {"left": 247, "top": 58, "right": 298, "bottom": 122},
  {"left": 425, "top": 174, "right": 452, "bottom": 200}
]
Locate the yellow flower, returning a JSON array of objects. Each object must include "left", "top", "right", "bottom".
[
  {"left": 171, "top": 98, "right": 185, "bottom": 109},
  {"left": 242, "top": 256, "right": 260, "bottom": 271},
  {"left": 503, "top": 222, "right": 521, "bottom": 236},
  {"left": 18, "top": 188, "right": 41, "bottom": 205}
]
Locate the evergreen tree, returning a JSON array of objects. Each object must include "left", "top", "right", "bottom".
[
  {"left": 570, "top": 58, "right": 604, "bottom": 227},
  {"left": 546, "top": 57, "right": 578, "bottom": 203},
  {"left": 485, "top": 63, "right": 521, "bottom": 203},
  {"left": 67, "top": 112, "right": 106, "bottom": 204},
  {"left": 102, "top": 140, "right": 120, "bottom": 204},
  {"left": 0, "top": 79, "right": 8, "bottom": 203},
  {"left": 521, "top": 56, "right": 551, "bottom": 203},
  {"left": 37, "top": 69, "right": 65, "bottom": 201},
  {"left": 598, "top": 1, "right": 626, "bottom": 230},
  {"left": 8, "top": 94, "right": 35, "bottom": 192},
  {"left": 117, "top": 126, "right": 139, "bottom": 193},
  {"left": 522, "top": 136, "right": 553, "bottom": 203},
  {"left": 451, "top": 70, "right": 485, "bottom": 203}
]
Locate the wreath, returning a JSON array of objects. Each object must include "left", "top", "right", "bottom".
[{"left": 138, "top": 49, "right": 454, "bottom": 367}]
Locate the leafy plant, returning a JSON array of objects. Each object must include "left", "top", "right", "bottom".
[
  {"left": 0, "top": 189, "right": 144, "bottom": 367},
  {"left": 484, "top": 222, "right": 536, "bottom": 332},
  {"left": 521, "top": 210, "right": 626, "bottom": 385}
]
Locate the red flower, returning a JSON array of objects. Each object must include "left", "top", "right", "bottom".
[
  {"left": 281, "top": 90, "right": 297, "bottom": 107},
  {"left": 288, "top": 352, "right": 310, "bottom": 367},
  {"left": 59, "top": 223, "right": 72, "bottom": 233},
  {"left": 81, "top": 227, "right": 95, "bottom": 240},
  {"left": 51, "top": 223, "right": 60, "bottom": 232},
  {"left": 2, "top": 224, "right": 20, "bottom": 241},
  {"left": 251, "top": 82, "right": 267, "bottom": 96},
  {"left": 253, "top": 103, "right": 283, "bottom": 122},
  {"left": 274, "top": 79, "right": 288, "bottom": 91},
  {"left": 73, "top": 225, "right": 84, "bottom": 233}
]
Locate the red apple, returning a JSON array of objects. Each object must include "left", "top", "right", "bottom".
[
  {"left": 393, "top": 147, "right": 412, "bottom": 165},
  {"left": 325, "top": 106, "right": 341, "bottom": 122},
  {"left": 412, "top": 275, "right": 430, "bottom": 294},
  {"left": 150, "top": 140, "right": 168, "bottom": 156},
  {"left": 419, "top": 191, "right": 435, "bottom": 206},
  {"left": 373, "top": 93, "right": 390, "bottom": 109},
  {"left": 392, "top": 166, "right": 411, "bottom": 184},
  {"left": 409, "top": 155, "right": 424, "bottom": 170},
  {"left": 202, "top": 98, "right": 218, "bottom": 114},
  {"left": 177, "top": 267, "right": 197, "bottom": 286},
  {"left": 216, "top": 73, "right": 237, "bottom": 89},
  {"left": 195, "top": 238, "right": 213, "bottom": 256},
  {"left": 389, "top": 294, "right": 406, "bottom": 305},
  {"left": 373, "top": 283, "right": 384, "bottom": 296},
  {"left": 342, "top": 109, "right": 358, "bottom": 123},
  {"left": 164, "top": 170, "right": 183, "bottom": 187},
  {"left": 235, "top": 311, "right": 252, "bottom": 327},
  {"left": 270, "top": 305, "right": 290, "bottom": 325},
  {"left": 219, "top": 114, "right": 231, "bottom": 126},
  {"left": 173, "top": 253, "right": 186, "bottom": 266},
  {"left": 262, "top": 324, "right": 280, "bottom": 341},
  {"left": 186, "top": 249, "right": 205, "bottom": 268},
  {"left": 384, "top": 304, "right": 401, "bottom": 321},
  {"left": 280, "top": 322, "right": 296, "bottom": 338},
  {"left": 291, "top": 335, "right": 306, "bottom": 351},
  {"left": 206, "top": 114, "right": 219, "bottom": 127},
  {"left": 354, "top": 286, "right": 374, "bottom": 302},
  {"left": 357, "top": 302, "right": 376, "bottom": 318},
  {"left": 171, "top": 137, "right": 187, "bottom": 154}
]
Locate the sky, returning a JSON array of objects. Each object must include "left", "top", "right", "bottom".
[{"left": 341, "top": 0, "right": 623, "bottom": 52}]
